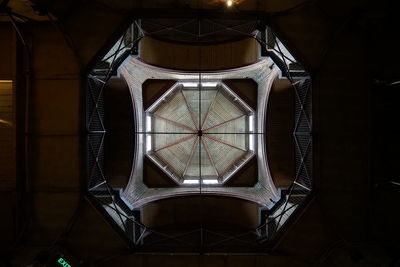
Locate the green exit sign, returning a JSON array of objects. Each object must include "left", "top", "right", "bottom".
[{"left": 58, "top": 257, "right": 72, "bottom": 267}]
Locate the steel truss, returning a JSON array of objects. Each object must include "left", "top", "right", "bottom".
[{"left": 86, "top": 20, "right": 312, "bottom": 250}]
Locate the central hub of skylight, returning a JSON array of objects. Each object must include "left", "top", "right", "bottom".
[{"left": 145, "top": 81, "right": 255, "bottom": 185}]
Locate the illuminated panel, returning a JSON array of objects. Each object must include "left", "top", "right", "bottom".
[
  {"left": 58, "top": 257, "right": 72, "bottom": 267},
  {"left": 0, "top": 80, "right": 13, "bottom": 127},
  {"left": 0, "top": 80, "right": 15, "bottom": 191}
]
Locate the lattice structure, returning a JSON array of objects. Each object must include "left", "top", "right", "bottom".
[
  {"left": 85, "top": 19, "right": 313, "bottom": 250},
  {"left": 86, "top": 23, "right": 145, "bottom": 245},
  {"left": 120, "top": 58, "right": 280, "bottom": 208},
  {"left": 140, "top": 19, "right": 260, "bottom": 44},
  {"left": 146, "top": 82, "right": 255, "bottom": 185},
  {"left": 257, "top": 27, "right": 313, "bottom": 242}
]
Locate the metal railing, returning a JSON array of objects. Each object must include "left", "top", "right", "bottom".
[
  {"left": 256, "top": 27, "right": 313, "bottom": 242},
  {"left": 86, "top": 22, "right": 145, "bottom": 246}
]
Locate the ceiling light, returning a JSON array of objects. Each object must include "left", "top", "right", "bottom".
[
  {"left": 183, "top": 179, "right": 200, "bottom": 184},
  {"left": 181, "top": 82, "right": 198, "bottom": 87},
  {"left": 227, "top": 0, "right": 233, "bottom": 7},
  {"left": 202, "top": 179, "right": 218, "bottom": 184},
  {"left": 201, "top": 82, "right": 218, "bottom": 87}
]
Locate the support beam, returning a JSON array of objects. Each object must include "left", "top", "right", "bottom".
[
  {"left": 153, "top": 114, "right": 197, "bottom": 133},
  {"left": 203, "top": 114, "right": 246, "bottom": 132},
  {"left": 181, "top": 89, "right": 199, "bottom": 130},
  {"left": 201, "top": 137, "right": 219, "bottom": 177},
  {"left": 200, "top": 89, "right": 219, "bottom": 130},
  {"left": 182, "top": 137, "right": 199, "bottom": 177},
  {"left": 154, "top": 134, "right": 196, "bottom": 152},
  {"left": 203, "top": 134, "right": 246, "bottom": 152}
]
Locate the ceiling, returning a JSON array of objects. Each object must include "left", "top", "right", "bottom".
[{"left": 0, "top": 0, "right": 399, "bottom": 265}]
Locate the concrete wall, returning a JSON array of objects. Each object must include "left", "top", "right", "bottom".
[
  {"left": 24, "top": 23, "right": 82, "bottom": 248},
  {"left": 142, "top": 196, "right": 259, "bottom": 229},
  {"left": 0, "top": 24, "right": 17, "bottom": 252},
  {"left": 140, "top": 37, "right": 260, "bottom": 70},
  {"left": 266, "top": 78, "right": 294, "bottom": 188},
  {"left": 104, "top": 77, "right": 133, "bottom": 188}
]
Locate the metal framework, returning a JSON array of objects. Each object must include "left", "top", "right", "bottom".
[
  {"left": 85, "top": 19, "right": 313, "bottom": 250},
  {"left": 120, "top": 58, "right": 279, "bottom": 207},
  {"left": 257, "top": 26, "right": 313, "bottom": 241},
  {"left": 86, "top": 23, "right": 145, "bottom": 245},
  {"left": 145, "top": 82, "right": 254, "bottom": 185}
]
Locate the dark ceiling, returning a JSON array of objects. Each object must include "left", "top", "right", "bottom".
[{"left": 0, "top": 0, "right": 399, "bottom": 265}]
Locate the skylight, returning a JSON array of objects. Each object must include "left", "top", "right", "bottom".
[{"left": 145, "top": 81, "right": 255, "bottom": 185}]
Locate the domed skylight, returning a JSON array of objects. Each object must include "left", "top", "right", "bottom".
[{"left": 145, "top": 81, "right": 255, "bottom": 185}]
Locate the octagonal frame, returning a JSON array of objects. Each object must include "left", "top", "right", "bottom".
[
  {"left": 144, "top": 80, "right": 256, "bottom": 186},
  {"left": 85, "top": 18, "right": 313, "bottom": 249}
]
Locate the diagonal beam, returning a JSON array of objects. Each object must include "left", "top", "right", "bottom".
[
  {"left": 88, "top": 31, "right": 127, "bottom": 131},
  {"left": 203, "top": 114, "right": 246, "bottom": 132},
  {"left": 200, "top": 89, "right": 219, "bottom": 130},
  {"left": 201, "top": 137, "right": 219, "bottom": 177},
  {"left": 181, "top": 89, "right": 199, "bottom": 130},
  {"left": 200, "top": 20, "right": 258, "bottom": 38},
  {"left": 154, "top": 134, "right": 196, "bottom": 152},
  {"left": 293, "top": 83, "right": 312, "bottom": 131},
  {"left": 220, "top": 152, "right": 248, "bottom": 178},
  {"left": 155, "top": 154, "right": 184, "bottom": 179},
  {"left": 203, "top": 134, "right": 246, "bottom": 152},
  {"left": 153, "top": 114, "right": 197, "bottom": 133},
  {"left": 144, "top": 19, "right": 198, "bottom": 37},
  {"left": 87, "top": 79, "right": 106, "bottom": 131},
  {"left": 183, "top": 137, "right": 199, "bottom": 177}
]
